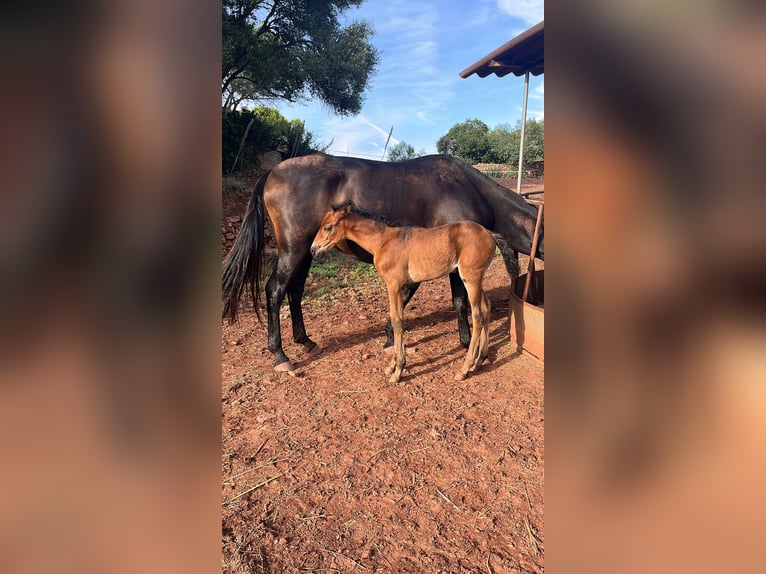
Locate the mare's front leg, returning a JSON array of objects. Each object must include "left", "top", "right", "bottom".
[
  {"left": 450, "top": 272, "right": 471, "bottom": 348},
  {"left": 383, "top": 284, "right": 406, "bottom": 383},
  {"left": 384, "top": 283, "right": 419, "bottom": 349}
]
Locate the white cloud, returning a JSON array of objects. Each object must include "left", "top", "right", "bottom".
[
  {"left": 416, "top": 111, "right": 435, "bottom": 125},
  {"left": 277, "top": 0, "right": 543, "bottom": 157},
  {"left": 362, "top": 117, "right": 394, "bottom": 140},
  {"left": 497, "top": 0, "right": 544, "bottom": 26},
  {"left": 321, "top": 115, "right": 399, "bottom": 159},
  {"left": 354, "top": 1, "right": 457, "bottom": 150}
]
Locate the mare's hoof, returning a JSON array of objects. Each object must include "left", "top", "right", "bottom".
[
  {"left": 305, "top": 344, "right": 323, "bottom": 358},
  {"left": 454, "top": 372, "right": 467, "bottom": 381},
  {"left": 388, "top": 373, "right": 401, "bottom": 384},
  {"left": 274, "top": 361, "right": 296, "bottom": 372}
]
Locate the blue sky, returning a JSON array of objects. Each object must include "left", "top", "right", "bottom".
[{"left": 274, "top": 0, "right": 544, "bottom": 159}]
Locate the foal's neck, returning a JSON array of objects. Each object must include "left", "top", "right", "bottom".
[{"left": 341, "top": 215, "right": 394, "bottom": 255}]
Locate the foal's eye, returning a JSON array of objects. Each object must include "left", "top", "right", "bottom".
[{"left": 324, "top": 225, "right": 332, "bottom": 233}]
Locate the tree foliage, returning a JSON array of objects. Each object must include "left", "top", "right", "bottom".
[
  {"left": 521, "top": 119, "right": 545, "bottom": 164},
  {"left": 386, "top": 141, "right": 426, "bottom": 162},
  {"left": 437, "top": 118, "right": 544, "bottom": 166},
  {"left": 223, "top": 0, "right": 379, "bottom": 115},
  {"left": 487, "top": 123, "right": 516, "bottom": 163},
  {"left": 223, "top": 106, "right": 324, "bottom": 174},
  {"left": 436, "top": 119, "right": 491, "bottom": 164}
]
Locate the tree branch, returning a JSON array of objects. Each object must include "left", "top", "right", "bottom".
[
  {"left": 255, "top": 0, "right": 280, "bottom": 37},
  {"left": 222, "top": 58, "right": 252, "bottom": 93}
]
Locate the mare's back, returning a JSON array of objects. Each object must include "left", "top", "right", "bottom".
[{"left": 269, "top": 154, "right": 495, "bottom": 229}]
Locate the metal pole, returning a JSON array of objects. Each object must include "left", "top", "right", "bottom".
[
  {"left": 516, "top": 71, "right": 530, "bottom": 195},
  {"left": 381, "top": 126, "right": 394, "bottom": 159}
]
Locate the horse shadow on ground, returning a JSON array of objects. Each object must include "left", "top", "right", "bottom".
[{"left": 296, "top": 285, "right": 523, "bottom": 379}]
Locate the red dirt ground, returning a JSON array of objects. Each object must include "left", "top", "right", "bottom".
[{"left": 222, "top": 179, "right": 544, "bottom": 573}]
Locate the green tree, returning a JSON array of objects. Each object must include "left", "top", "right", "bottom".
[
  {"left": 386, "top": 141, "right": 425, "bottom": 162},
  {"left": 438, "top": 119, "right": 545, "bottom": 167},
  {"left": 522, "top": 119, "right": 545, "bottom": 163},
  {"left": 436, "top": 119, "right": 491, "bottom": 163},
  {"left": 223, "top": 0, "right": 379, "bottom": 116},
  {"left": 223, "top": 106, "right": 323, "bottom": 174},
  {"left": 487, "top": 123, "right": 517, "bottom": 163}
]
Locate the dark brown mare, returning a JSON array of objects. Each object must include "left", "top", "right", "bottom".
[
  {"left": 222, "top": 154, "right": 543, "bottom": 371},
  {"left": 311, "top": 201, "right": 495, "bottom": 382}
]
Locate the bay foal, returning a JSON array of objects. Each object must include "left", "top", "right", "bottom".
[{"left": 310, "top": 201, "right": 495, "bottom": 383}]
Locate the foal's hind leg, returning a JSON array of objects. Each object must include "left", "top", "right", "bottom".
[
  {"left": 455, "top": 281, "right": 488, "bottom": 380},
  {"left": 475, "top": 292, "right": 491, "bottom": 368}
]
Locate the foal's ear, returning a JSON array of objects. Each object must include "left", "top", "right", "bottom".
[{"left": 331, "top": 199, "right": 354, "bottom": 214}]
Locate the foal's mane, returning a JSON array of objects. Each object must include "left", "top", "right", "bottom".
[{"left": 331, "top": 200, "right": 409, "bottom": 228}]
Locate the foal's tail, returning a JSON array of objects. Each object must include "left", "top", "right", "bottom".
[{"left": 222, "top": 171, "right": 269, "bottom": 323}]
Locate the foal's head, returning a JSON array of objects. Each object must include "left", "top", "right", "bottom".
[{"left": 310, "top": 201, "right": 354, "bottom": 258}]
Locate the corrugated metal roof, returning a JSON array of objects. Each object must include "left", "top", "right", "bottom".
[{"left": 459, "top": 20, "right": 544, "bottom": 78}]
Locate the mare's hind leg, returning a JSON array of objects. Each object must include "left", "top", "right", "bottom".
[
  {"left": 287, "top": 253, "right": 322, "bottom": 357},
  {"left": 266, "top": 248, "right": 313, "bottom": 371},
  {"left": 450, "top": 272, "right": 471, "bottom": 348},
  {"left": 384, "top": 283, "right": 419, "bottom": 349},
  {"left": 494, "top": 243, "right": 521, "bottom": 345}
]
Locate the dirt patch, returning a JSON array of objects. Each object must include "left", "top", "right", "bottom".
[{"left": 222, "top": 249, "right": 544, "bottom": 572}]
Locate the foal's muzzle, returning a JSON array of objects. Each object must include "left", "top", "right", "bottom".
[{"left": 310, "top": 244, "right": 327, "bottom": 262}]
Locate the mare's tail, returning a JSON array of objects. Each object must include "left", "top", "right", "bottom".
[{"left": 222, "top": 171, "right": 269, "bottom": 323}]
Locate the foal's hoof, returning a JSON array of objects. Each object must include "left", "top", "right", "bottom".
[
  {"left": 274, "top": 361, "right": 296, "bottom": 373},
  {"left": 472, "top": 359, "right": 486, "bottom": 372},
  {"left": 454, "top": 371, "right": 468, "bottom": 381}
]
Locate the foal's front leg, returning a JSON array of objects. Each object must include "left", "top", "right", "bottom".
[
  {"left": 383, "top": 283, "right": 419, "bottom": 349},
  {"left": 384, "top": 284, "right": 406, "bottom": 383}
]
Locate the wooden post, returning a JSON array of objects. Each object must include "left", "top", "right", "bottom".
[{"left": 522, "top": 201, "right": 543, "bottom": 304}]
